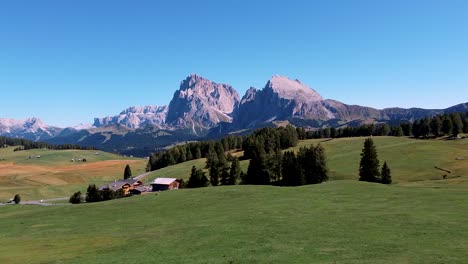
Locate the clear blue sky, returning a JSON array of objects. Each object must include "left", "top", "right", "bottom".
[{"left": 1, "top": 0, "right": 467, "bottom": 127}]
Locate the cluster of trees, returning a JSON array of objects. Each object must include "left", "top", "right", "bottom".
[
  {"left": 69, "top": 184, "right": 126, "bottom": 204},
  {"left": 299, "top": 112, "right": 468, "bottom": 140},
  {"left": 358, "top": 138, "right": 392, "bottom": 184},
  {"left": 146, "top": 135, "right": 243, "bottom": 172},
  {"left": 242, "top": 126, "right": 299, "bottom": 160},
  {"left": 300, "top": 123, "right": 405, "bottom": 139},
  {"left": 0, "top": 136, "right": 96, "bottom": 151},
  {"left": 243, "top": 144, "right": 328, "bottom": 186},
  {"left": 411, "top": 112, "right": 467, "bottom": 138},
  {"left": 204, "top": 140, "right": 241, "bottom": 186}
]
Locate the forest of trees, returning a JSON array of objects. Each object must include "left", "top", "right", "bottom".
[
  {"left": 301, "top": 112, "right": 468, "bottom": 139},
  {"left": 146, "top": 112, "right": 467, "bottom": 180},
  {"left": 0, "top": 136, "right": 96, "bottom": 151},
  {"left": 185, "top": 126, "right": 328, "bottom": 188}
]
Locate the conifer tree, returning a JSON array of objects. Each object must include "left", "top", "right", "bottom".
[
  {"left": 219, "top": 162, "right": 231, "bottom": 185},
  {"left": 359, "top": 138, "right": 381, "bottom": 182},
  {"left": 194, "top": 145, "right": 202, "bottom": 159},
  {"left": 227, "top": 157, "right": 241, "bottom": 185},
  {"left": 430, "top": 116, "right": 442, "bottom": 137},
  {"left": 442, "top": 115, "right": 452, "bottom": 136},
  {"left": 313, "top": 144, "right": 329, "bottom": 183},
  {"left": 281, "top": 151, "right": 304, "bottom": 186},
  {"left": 451, "top": 112, "right": 464, "bottom": 137},
  {"left": 381, "top": 161, "right": 392, "bottom": 184},
  {"left": 85, "top": 184, "right": 101, "bottom": 203},
  {"left": 124, "top": 164, "right": 132, "bottom": 179}
]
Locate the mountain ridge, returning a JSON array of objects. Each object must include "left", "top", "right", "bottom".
[{"left": 1, "top": 74, "right": 467, "bottom": 154}]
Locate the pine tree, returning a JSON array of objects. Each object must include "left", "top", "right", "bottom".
[
  {"left": 430, "top": 116, "right": 442, "bottom": 137},
  {"left": 85, "top": 184, "right": 101, "bottom": 203},
  {"left": 227, "top": 157, "right": 241, "bottom": 185},
  {"left": 313, "top": 144, "right": 329, "bottom": 183},
  {"left": 124, "top": 164, "right": 132, "bottom": 179},
  {"left": 281, "top": 151, "right": 304, "bottom": 186},
  {"left": 187, "top": 166, "right": 209, "bottom": 188},
  {"left": 412, "top": 120, "right": 421, "bottom": 138},
  {"left": 219, "top": 162, "right": 231, "bottom": 185},
  {"left": 194, "top": 145, "right": 202, "bottom": 159},
  {"left": 451, "top": 112, "right": 464, "bottom": 137},
  {"left": 359, "top": 138, "right": 381, "bottom": 182},
  {"left": 380, "top": 161, "right": 392, "bottom": 184},
  {"left": 442, "top": 115, "right": 452, "bottom": 136},
  {"left": 187, "top": 166, "right": 198, "bottom": 188}
]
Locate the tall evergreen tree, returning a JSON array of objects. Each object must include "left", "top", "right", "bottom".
[
  {"left": 380, "top": 161, "right": 392, "bottom": 184},
  {"left": 359, "top": 138, "right": 381, "bottom": 182},
  {"left": 85, "top": 184, "right": 101, "bottom": 203},
  {"left": 194, "top": 144, "right": 202, "bottom": 159},
  {"left": 219, "top": 162, "right": 231, "bottom": 186},
  {"left": 124, "top": 164, "right": 132, "bottom": 179},
  {"left": 430, "top": 116, "right": 442, "bottom": 137},
  {"left": 451, "top": 112, "right": 464, "bottom": 137},
  {"left": 187, "top": 166, "right": 209, "bottom": 188},
  {"left": 441, "top": 115, "right": 452, "bottom": 136},
  {"left": 313, "top": 144, "right": 329, "bottom": 183},
  {"left": 227, "top": 157, "right": 241, "bottom": 185},
  {"left": 244, "top": 153, "right": 271, "bottom": 185},
  {"left": 412, "top": 120, "right": 421, "bottom": 138},
  {"left": 281, "top": 151, "right": 304, "bottom": 186}
]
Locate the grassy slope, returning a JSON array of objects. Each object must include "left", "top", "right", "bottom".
[
  {"left": 1, "top": 182, "right": 468, "bottom": 264},
  {"left": 146, "top": 137, "right": 468, "bottom": 187},
  {"left": 0, "top": 147, "right": 146, "bottom": 200},
  {"left": 1, "top": 137, "right": 468, "bottom": 263}
]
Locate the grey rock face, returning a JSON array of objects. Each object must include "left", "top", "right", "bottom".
[
  {"left": 233, "top": 75, "right": 334, "bottom": 128},
  {"left": 93, "top": 105, "right": 168, "bottom": 129},
  {"left": 166, "top": 74, "right": 240, "bottom": 130}
]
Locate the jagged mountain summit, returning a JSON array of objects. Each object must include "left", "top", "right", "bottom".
[
  {"left": 165, "top": 74, "right": 240, "bottom": 133},
  {"left": 1, "top": 73, "right": 467, "bottom": 156},
  {"left": 0, "top": 117, "right": 62, "bottom": 141},
  {"left": 233, "top": 75, "right": 335, "bottom": 128},
  {"left": 93, "top": 105, "right": 168, "bottom": 129}
]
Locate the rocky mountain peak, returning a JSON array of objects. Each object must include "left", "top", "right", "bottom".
[
  {"left": 93, "top": 105, "right": 168, "bottom": 129},
  {"left": 265, "top": 75, "right": 323, "bottom": 102},
  {"left": 166, "top": 74, "right": 240, "bottom": 130}
]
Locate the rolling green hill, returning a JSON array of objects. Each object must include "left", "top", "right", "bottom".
[
  {"left": 145, "top": 137, "right": 468, "bottom": 187},
  {"left": 1, "top": 181, "right": 468, "bottom": 263},
  {"left": 1, "top": 136, "right": 468, "bottom": 263},
  {"left": 0, "top": 147, "right": 146, "bottom": 200}
]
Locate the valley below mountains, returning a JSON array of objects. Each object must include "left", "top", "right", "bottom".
[{"left": 1, "top": 74, "right": 467, "bottom": 156}]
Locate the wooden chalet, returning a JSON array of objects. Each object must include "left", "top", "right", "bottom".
[
  {"left": 150, "top": 178, "right": 179, "bottom": 192},
  {"left": 99, "top": 179, "right": 146, "bottom": 195}
]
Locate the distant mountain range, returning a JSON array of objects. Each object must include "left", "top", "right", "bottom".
[{"left": 1, "top": 74, "right": 467, "bottom": 155}]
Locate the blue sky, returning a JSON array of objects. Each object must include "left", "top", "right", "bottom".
[{"left": 1, "top": 0, "right": 467, "bottom": 127}]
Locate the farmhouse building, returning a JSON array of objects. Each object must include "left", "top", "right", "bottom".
[
  {"left": 99, "top": 179, "right": 146, "bottom": 195},
  {"left": 150, "top": 178, "right": 179, "bottom": 192}
]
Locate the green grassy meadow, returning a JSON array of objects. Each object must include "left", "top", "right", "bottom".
[
  {"left": 1, "top": 182, "right": 468, "bottom": 263},
  {"left": 1, "top": 136, "right": 468, "bottom": 263},
  {"left": 146, "top": 136, "right": 468, "bottom": 187},
  {"left": 0, "top": 147, "right": 146, "bottom": 200}
]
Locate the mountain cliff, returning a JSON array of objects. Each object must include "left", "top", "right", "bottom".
[
  {"left": 165, "top": 74, "right": 240, "bottom": 133},
  {"left": 1, "top": 74, "right": 466, "bottom": 156}
]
